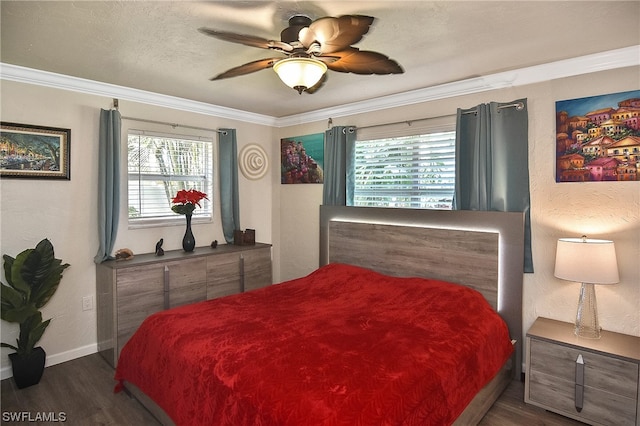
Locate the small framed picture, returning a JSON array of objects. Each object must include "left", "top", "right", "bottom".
[
  {"left": 1, "top": 122, "right": 71, "bottom": 180},
  {"left": 280, "top": 133, "right": 324, "bottom": 184}
]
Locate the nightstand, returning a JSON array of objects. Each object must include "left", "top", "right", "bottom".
[{"left": 525, "top": 317, "right": 640, "bottom": 426}]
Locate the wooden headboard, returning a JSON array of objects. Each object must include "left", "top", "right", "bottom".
[{"left": 319, "top": 206, "right": 525, "bottom": 377}]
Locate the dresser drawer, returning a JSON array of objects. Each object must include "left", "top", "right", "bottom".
[
  {"left": 530, "top": 339, "right": 638, "bottom": 398},
  {"left": 97, "top": 243, "right": 272, "bottom": 367},
  {"left": 528, "top": 338, "right": 638, "bottom": 425}
]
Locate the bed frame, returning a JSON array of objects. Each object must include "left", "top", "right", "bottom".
[
  {"left": 124, "top": 206, "right": 524, "bottom": 425},
  {"left": 320, "top": 205, "right": 525, "bottom": 425}
]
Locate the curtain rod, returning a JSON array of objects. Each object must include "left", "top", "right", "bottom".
[
  {"left": 462, "top": 101, "right": 526, "bottom": 115},
  {"left": 350, "top": 112, "right": 455, "bottom": 132},
  {"left": 121, "top": 116, "right": 227, "bottom": 135},
  {"left": 348, "top": 101, "right": 525, "bottom": 132}
]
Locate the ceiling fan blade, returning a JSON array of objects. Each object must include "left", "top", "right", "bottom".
[
  {"left": 322, "top": 47, "right": 403, "bottom": 75},
  {"left": 304, "top": 73, "right": 327, "bottom": 94},
  {"left": 211, "top": 58, "right": 281, "bottom": 80},
  {"left": 299, "top": 15, "right": 375, "bottom": 54},
  {"left": 199, "top": 28, "right": 293, "bottom": 52}
]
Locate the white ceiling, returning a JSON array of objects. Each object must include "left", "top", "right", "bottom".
[{"left": 1, "top": 1, "right": 639, "bottom": 118}]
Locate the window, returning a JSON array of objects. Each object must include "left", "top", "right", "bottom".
[
  {"left": 128, "top": 130, "right": 213, "bottom": 227},
  {"left": 354, "top": 131, "right": 456, "bottom": 209}
]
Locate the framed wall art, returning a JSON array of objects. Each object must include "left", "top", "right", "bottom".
[
  {"left": 281, "top": 133, "right": 324, "bottom": 184},
  {"left": 1, "top": 122, "right": 71, "bottom": 180},
  {"left": 556, "top": 90, "right": 640, "bottom": 182}
]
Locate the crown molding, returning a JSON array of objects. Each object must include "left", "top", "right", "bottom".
[
  {"left": 275, "top": 45, "right": 640, "bottom": 127},
  {"left": 2, "top": 45, "right": 638, "bottom": 128},
  {"left": 0, "top": 63, "right": 277, "bottom": 127}
]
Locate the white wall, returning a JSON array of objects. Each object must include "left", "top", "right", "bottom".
[
  {"left": 273, "top": 123, "right": 327, "bottom": 282},
  {"left": 276, "top": 66, "right": 640, "bottom": 339},
  {"left": 0, "top": 81, "right": 274, "bottom": 376}
]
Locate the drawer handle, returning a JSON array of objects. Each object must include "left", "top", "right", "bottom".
[
  {"left": 164, "top": 265, "right": 170, "bottom": 310},
  {"left": 575, "top": 354, "right": 584, "bottom": 413}
]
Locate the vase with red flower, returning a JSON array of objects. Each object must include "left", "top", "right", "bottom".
[{"left": 171, "top": 189, "right": 208, "bottom": 252}]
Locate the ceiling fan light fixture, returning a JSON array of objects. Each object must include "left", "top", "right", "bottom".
[{"left": 273, "top": 57, "right": 327, "bottom": 94}]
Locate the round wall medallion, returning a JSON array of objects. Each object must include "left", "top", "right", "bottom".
[{"left": 238, "top": 144, "right": 269, "bottom": 180}]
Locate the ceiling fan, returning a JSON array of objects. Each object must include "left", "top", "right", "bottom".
[{"left": 199, "top": 14, "right": 404, "bottom": 94}]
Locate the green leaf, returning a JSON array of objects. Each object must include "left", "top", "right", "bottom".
[
  {"left": 6, "top": 252, "right": 31, "bottom": 296},
  {"left": 17, "top": 312, "right": 44, "bottom": 355},
  {"left": 1, "top": 283, "right": 25, "bottom": 311},
  {"left": 0, "top": 342, "right": 18, "bottom": 351},
  {"left": 33, "top": 260, "right": 69, "bottom": 308},
  {"left": 27, "top": 240, "right": 69, "bottom": 308},
  {"left": 1, "top": 304, "right": 38, "bottom": 323},
  {"left": 2, "top": 255, "right": 14, "bottom": 286},
  {"left": 22, "top": 242, "right": 49, "bottom": 296},
  {"left": 27, "top": 318, "right": 51, "bottom": 354}
]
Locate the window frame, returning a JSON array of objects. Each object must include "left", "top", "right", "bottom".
[
  {"left": 126, "top": 129, "right": 214, "bottom": 229},
  {"left": 353, "top": 125, "right": 456, "bottom": 210}
]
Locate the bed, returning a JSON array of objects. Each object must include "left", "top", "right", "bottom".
[{"left": 115, "top": 206, "right": 524, "bottom": 425}]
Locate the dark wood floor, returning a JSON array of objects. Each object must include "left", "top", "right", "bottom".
[{"left": 1, "top": 353, "right": 584, "bottom": 425}]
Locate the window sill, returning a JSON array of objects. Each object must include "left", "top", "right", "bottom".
[{"left": 128, "top": 216, "right": 213, "bottom": 230}]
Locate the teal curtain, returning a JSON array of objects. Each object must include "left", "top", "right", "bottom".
[
  {"left": 94, "top": 109, "right": 121, "bottom": 263},
  {"left": 454, "top": 99, "right": 533, "bottom": 272},
  {"left": 219, "top": 128, "right": 240, "bottom": 244},
  {"left": 323, "top": 126, "right": 356, "bottom": 206}
]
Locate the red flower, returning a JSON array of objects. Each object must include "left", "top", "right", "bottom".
[
  {"left": 172, "top": 189, "right": 208, "bottom": 206},
  {"left": 171, "top": 189, "right": 208, "bottom": 215}
]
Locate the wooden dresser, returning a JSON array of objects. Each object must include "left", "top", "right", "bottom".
[
  {"left": 96, "top": 243, "right": 272, "bottom": 367},
  {"left": 525, "top": 317, "right": 640, "bottom": 426}
]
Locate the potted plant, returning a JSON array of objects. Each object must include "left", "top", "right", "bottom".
[{"left": 1, "top": 238, "right": 69, "bottom": 388}]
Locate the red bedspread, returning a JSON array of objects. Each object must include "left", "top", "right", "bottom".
[{"left": 115, "top": 263, "right": 513, "bottom": 425}]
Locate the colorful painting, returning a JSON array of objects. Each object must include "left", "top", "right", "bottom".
[
  {"left": 556, "top": 90, "right": 640, "bottom": 182},
  {"left": 1, "top": 122, "right": 71, "bottom": 179},
  {"left": 280, "top": 133, "right": 324, "bottom": 184}
]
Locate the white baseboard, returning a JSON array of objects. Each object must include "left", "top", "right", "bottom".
[{"left": 1, "top": 344, "right": 98, "bottom": 381}]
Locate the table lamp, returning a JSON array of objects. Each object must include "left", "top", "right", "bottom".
[{"left": 554, "top": 236, "right": 619, "bottom": 339}]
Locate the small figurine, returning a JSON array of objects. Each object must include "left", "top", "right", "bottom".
[
  {"left": 211, "top": 240, "right": 218, "bottom": 249},
  {"left": 115, "top": 248, "right": 134, "bottom": 261},
  {"left": 155, "top": 238, "right": 165, "bottom": 256}
]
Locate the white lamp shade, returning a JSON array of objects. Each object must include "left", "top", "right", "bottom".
[
  {"left": 273, "top": 57, "right": 327, "bottom": 90},
  {"left": 554, "top": 238, "right": 619, "bottom": 284}
]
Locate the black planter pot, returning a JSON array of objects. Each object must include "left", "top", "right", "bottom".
[{"left": 9, "top": 347, "right": 46, "bottom": 389}]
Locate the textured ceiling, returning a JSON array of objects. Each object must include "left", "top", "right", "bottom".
[{"left": 1, "top": 1, "right": 639, "bottom": 118}]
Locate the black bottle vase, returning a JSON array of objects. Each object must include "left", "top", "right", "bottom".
[{"left": 182, "top": 213, "right": 195, "bottom": 252}]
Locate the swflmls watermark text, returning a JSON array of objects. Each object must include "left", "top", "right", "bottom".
[{"left": 2, "top": 411, "right": 67, "bottom": 422}]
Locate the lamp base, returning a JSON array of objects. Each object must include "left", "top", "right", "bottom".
[{"left": 575, "top": 282, "right": 601, "bottom": 339}]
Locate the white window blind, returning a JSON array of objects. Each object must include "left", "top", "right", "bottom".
[
  {"left": 128, "top": 130, "right": 213, "bottom": 226},
  {"left": 354, "top": 131, "right": 456, "bottom": 210}
]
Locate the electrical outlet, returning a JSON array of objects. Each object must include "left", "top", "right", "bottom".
[{"left": 82, "top": 296, "right": 93, "bottom": 311}]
